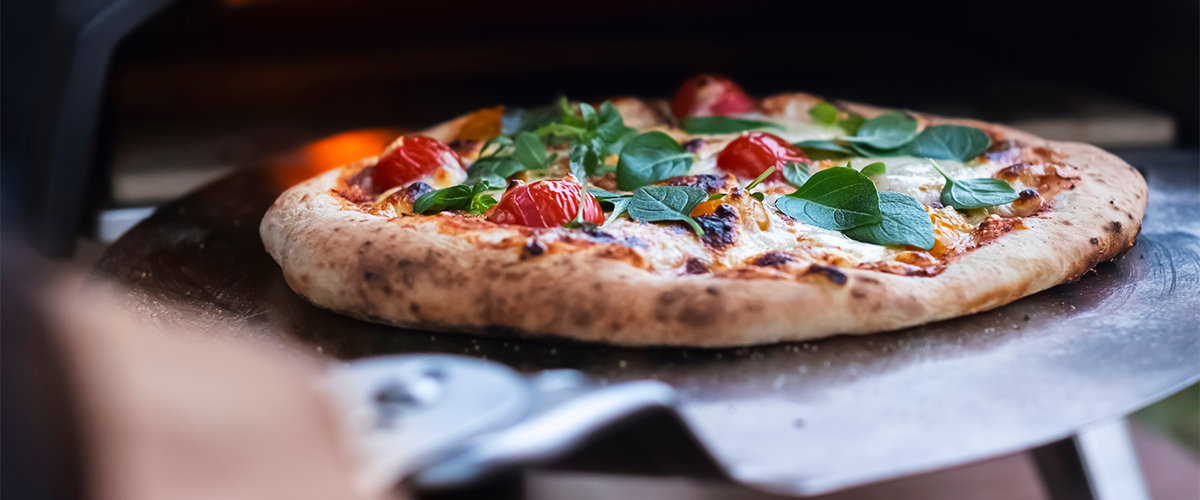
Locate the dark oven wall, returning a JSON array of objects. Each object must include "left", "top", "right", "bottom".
[{"left": 109, "top": 0, "right": 1198, "bottom": 142}]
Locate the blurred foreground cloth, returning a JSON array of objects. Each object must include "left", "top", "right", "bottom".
[{"left": 49, "top": 283, "right": 388, "bottom": 500}]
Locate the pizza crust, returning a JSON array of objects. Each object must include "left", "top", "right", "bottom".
[{"left": 260, "top": 98, "right": 1147, "bottom": 347}]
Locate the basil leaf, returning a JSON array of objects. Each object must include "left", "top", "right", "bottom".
[
  {"left": 928, "top": 159, "right": 1019, "bottom": 209},
  {"left": 414, "top": 182, "right": 494, "bottom": 214},
  {"left": 681, "top": 116, "right": 784, "bottom": 134},
  {"left": 414, "top": 184, "right": 473, "bottom": 214},
  {"left": 859, "top": 162, "right": 886, "bottom": 177},
  {"left": 502, "top": 105, "right": 558, "bottom": 135},
  {"left": 604, "top": 197, "right": 633, "bottom": 226},
  {"left": 595, "top": 101, "right": 636, "bottom": 146},
  {"left": 568, "top": 143, "right": 598, "bottom": 180},
  {"left": 626, "top": 185, "right": 707, "bottom": 235},
  {"left": 842, "top": 111, "right": 918, "bottom": 150},
  {"left": 616, "top": 132, "right": 693, "bottom": 191},
  {"left": 513, "top": 131, "right": 552, "bottom": 171},
  {"left": 478, "top": 136, "right": 513, "bottom": 157},
  {"left": 774, "top": 167, "right": 881, "bottom": 230},
  {"left": 587, "top": 188, "right": 631, "bottom": 203},
  {"left": 847, "top": 141, "right": 908, "bottom": 158},
  {"left": 809, "top": 102, "right": 838, "bottom": 125},
  {"left": 909, "top": 125, "right": 992, "bottom": 162},
  {"left": 844, "top": 191, "right": 934, "bottom": 249},
  {"left": 837, "top": 113, "right": 865, "bottom": 135},
  {"left": 469, "top": 192, "right": 498, "bottom": 214},
  {"left": 466, "top": 155, "right": 523, "bottom": 188},
  {"left": 707, "top": 193, "right": 726, "bottom": 201},
  {"left": 782, "top": 162, "right": 811, "bottom": 188},
  {"left": 794, "top": 140, "right": 852, "bottom": 160},
  {"left": 578, "top": 102, "right": 598, "bottom": 128}
]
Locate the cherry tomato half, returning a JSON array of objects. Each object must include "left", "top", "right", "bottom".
[
  {"left": 671, "top": 74, "right": 757, "bottom": 120},
  {"left": 487, "top": 179, "right": 604, "bottom": 228},
  {"left": 372, "top": 136, "right": 465, "bottom": 190},
  {"left": 716, "top": 132, "right": 809, "bottom": 181}
]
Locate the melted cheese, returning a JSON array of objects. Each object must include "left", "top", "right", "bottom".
[{"left": 458, "top": 107, "right": 1026, "bottom": 273}]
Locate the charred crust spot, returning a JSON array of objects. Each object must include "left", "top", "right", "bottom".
[
  {"left": 858, "top": 276, "right": 881, "bottom": 285},
  {"left": 409, "top": 303, "right": 421, "bottom": 314},
  {"left": 697, "top": 204, "right": 739, "bottom": 249},
  {"left": 851, "top": 289, "right": 868, "bottom": 299},
  {"left": 579, "top": 225, "right": 617, "bottom": 242},
  {"left": 1018, "top": 188, "right": 1039, "bottom": 201},
  {"left": 658, "top": 174, "right": 733, "bottom": 194},
  {"left": 1062, "top": 220, "right": 1074, "bottom": 226},
  {"left": 522, "top": 240, "right": 546, "bottom": 258},
  {"left": 404, "top": 182, "right": 433, "bottom": 201},
  {"left": 684, "top": 258, "right": 708, "bottom": 274},
  {"left": 571, "top": 309, "right": 595, "bottom": 327},
  {"left": 973, "top": 216, "right": 1023, "bottom": 245},
  {"left": 1106, "top": 221, "right": 1123, "bottom": 234},
  {"left": 753, "top": 251, "right": 793, "bottom": 268},
  {"left": 621, "top": 236, "right": 649, "bottom": 249},
  {"left": 679, "top": 303, "right": 722, "bottom": 327},
  {"left": 658, "top": 289, "right": 686, "bottom": 307},
  {"left": 806, "top": 264, "right": 848, "bottom": 285},
  {"left": 363, "top": 270, "right": 375, "bottom": 281},
  {"left": 1090, "top": 237, "right": 1101, "bottom": 245}
]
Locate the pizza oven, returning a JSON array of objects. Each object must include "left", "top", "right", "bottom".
[
  {"left": 2, "top": 2, "right": 1198, "bottom": 500},
  {"left": 4, "top": 0, "right": 1196, "bottom": 256}
]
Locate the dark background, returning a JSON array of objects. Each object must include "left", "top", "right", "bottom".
[{"left": 4, "top": 0, "right": 1198, "bottom": 188}]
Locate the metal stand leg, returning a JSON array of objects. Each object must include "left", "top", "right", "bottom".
[{"left": 1031, "top": 419, "right": 1149, "bottom": 500}]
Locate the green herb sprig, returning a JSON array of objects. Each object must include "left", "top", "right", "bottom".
[
  {"left": 927, "top": 159, "right": 1019, "bottom": 209},
  {"left": 774, "top": 167, "right": 934, "bottom": 249},
  {"left": 414, "top": 181, "right": 496, "bottom": 215},
  {"left": 795, "top": 103, "right": 992, "bottom": 163},
  {"left": 681, "top": 116, "right": 784, "bottom": 135},
  {"left": 615, "top": 132, "right": 694, "bottom": 191}
]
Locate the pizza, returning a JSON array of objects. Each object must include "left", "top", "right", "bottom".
[{"left": 260, "top": 75, "right": 1146, "bottom": 347}]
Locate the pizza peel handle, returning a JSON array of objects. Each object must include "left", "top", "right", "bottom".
[{"left": 323, "top": 354, "right": 681, "bottom": 494}]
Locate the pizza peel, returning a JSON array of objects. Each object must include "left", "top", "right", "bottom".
[{"left": 91, "top": 144, "right": 1199, "bottom": 496}]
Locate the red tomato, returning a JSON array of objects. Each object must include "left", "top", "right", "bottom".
[
  {"left": 372, "top": 136, "right": 465, "bottom": 190},
  {"left": 671, "top": 74, "right": 757, "bottom": 119},
  {"left": 716, "top": 132, "right": 809, "bottom": 181},
  {"left": 487, "top": 179, "right": 604, "bottom": 228}
]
